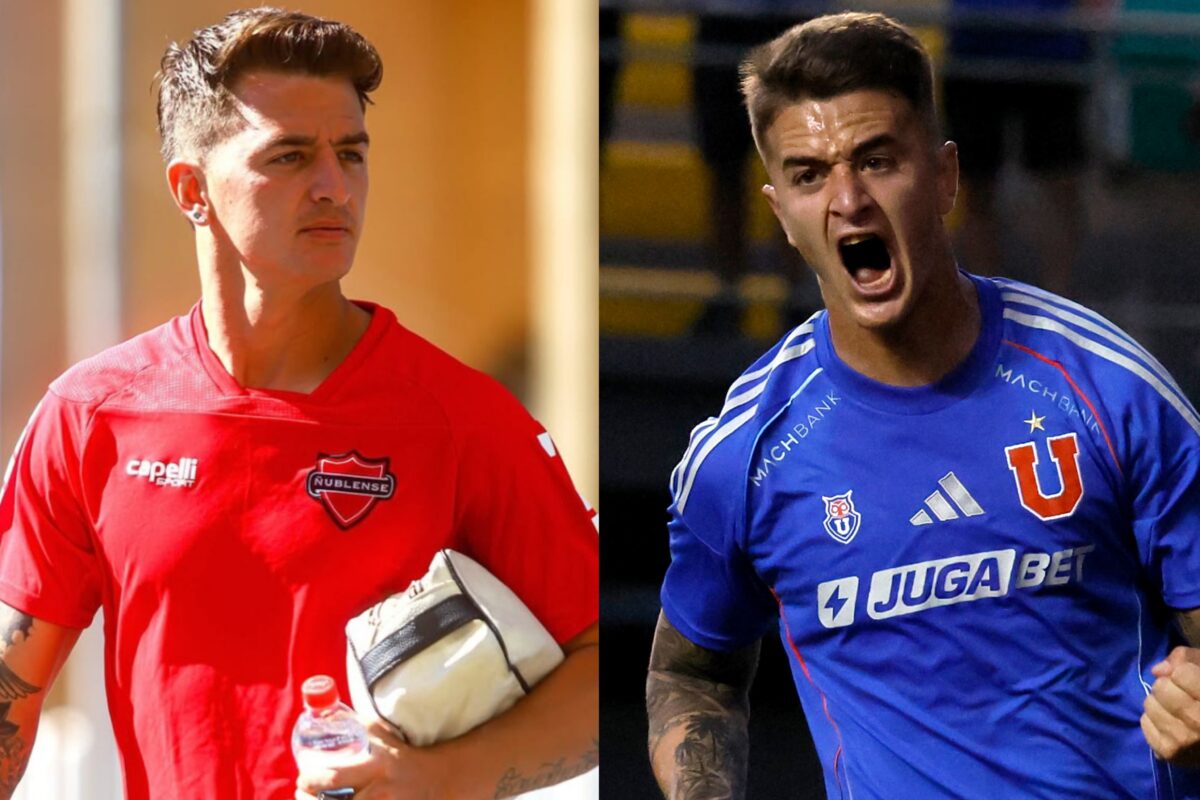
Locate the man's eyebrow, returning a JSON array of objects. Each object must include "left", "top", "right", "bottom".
[
  {"left": 780, "top": 155, "right": 827, "bottom": 172},
  {"left": 850, "top": 134, "right": 896, "bottom": 159},
  {"left": 260, "top": 131, "right": 371, "bottom": 150},
  {"left": 779, "top": 134, "right": 898, "bottom": 171},
  {"left": 336, "top": 131, "right": 370, "bottom": 147}
]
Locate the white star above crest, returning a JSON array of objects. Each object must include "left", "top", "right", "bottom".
[{"left": 1024, "top": 412, "right": 1046, "bottom": 433}]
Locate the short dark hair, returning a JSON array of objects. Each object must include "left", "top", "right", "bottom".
[
  {"left": 740, "top": 13, "right": 937, "bottom": 154},
  {"left": 156, "top": 7, "right": 383, "bottom": 163}
]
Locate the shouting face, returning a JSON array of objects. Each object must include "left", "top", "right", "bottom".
[{"left": 761, "top": 89, "right": 958, "bottom": 335}]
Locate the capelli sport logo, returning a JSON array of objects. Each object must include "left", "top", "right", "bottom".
[
  {"left": 306, "top": 451, "right": 396, "bottom": 529},
  {"left": 126, "top": 457, "right": 199, "bottom": 488}
]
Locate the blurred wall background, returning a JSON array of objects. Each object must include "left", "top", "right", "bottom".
[{"left": 0, "top": 0, "right": 597, "bottom": 796}]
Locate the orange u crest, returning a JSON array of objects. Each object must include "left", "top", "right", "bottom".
[{"left": 1005, "top": 433, "right": 1085, "bottom": 521}]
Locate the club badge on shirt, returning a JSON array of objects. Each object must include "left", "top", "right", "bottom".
[
  {"left": 306, "top": 451, "right": 396, "bottom": 529},
  {"left": 1005, "top": 432, "right": 1085, "bottom": 522},
  {"left": 822, "top": 490, "right": 861, "bottom": 545}
]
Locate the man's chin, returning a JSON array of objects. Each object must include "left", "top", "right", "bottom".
[
  {"left": 847, "top": 295, "right": 912, "bottom": 332},
  {"left": 295, "top": 251, "right": 357, "bottom": 280}
]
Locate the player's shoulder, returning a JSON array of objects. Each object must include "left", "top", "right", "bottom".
[
  {"left": 49, "top": 312, "right": 194, "bottom": 408},
  {"left": 992, "top": 276, "right": 1173, "bottom": 384},
  {"left": 990, "top": 274, "right": 1200, "bottom": 431},
  {"left": 670, "top": 311, "right": 824, "bottom": 513},
  {"left": 991, "top": 275, "right": 1142, "bottom": 365},
  {"left": 379, "top": 310, "right": 536, "bottom": 433},
  {"left": 727, "top": 309, "right": 825, "bottom": 412}
]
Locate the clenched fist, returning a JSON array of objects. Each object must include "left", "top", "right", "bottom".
[{"left": 1142, "top": 646, "right": 1200, "bottom": 766}]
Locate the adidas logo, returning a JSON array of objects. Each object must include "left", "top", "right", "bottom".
[{"left": 910, "top": 472, "right": 984, "bottom": 526}]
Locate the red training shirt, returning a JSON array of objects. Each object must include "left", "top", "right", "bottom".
[{"left": 0, "top": 302, "right": 599, "bottom": 799}]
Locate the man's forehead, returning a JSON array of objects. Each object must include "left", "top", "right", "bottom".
[
  {"left": 231, "top": 68, "right": 359, "bottom": 102},
  {"left": 228, "top": 70, "right": 364, "bottom": 133},
  {"left": 766, "top": 90, "right": 915, "bottom": 158}
]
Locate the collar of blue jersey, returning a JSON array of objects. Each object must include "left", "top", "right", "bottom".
[{"left": 815, "top": 271, "right": 1003, "bottom": 415}]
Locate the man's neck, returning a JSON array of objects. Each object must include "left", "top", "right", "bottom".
[
  {"left": 199, "top": 269, "right": 372, "bottom": 394},
  {"left": 828, "top": 270, "right": 981, "bottom": 388}
]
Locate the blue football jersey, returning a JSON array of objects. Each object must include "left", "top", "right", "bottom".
[{"left": 661, "top": 273, "right": 1200, "bottom": 799}]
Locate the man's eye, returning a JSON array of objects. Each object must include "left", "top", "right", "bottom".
[
  {"left": 273, "top": 152, "right": 303, "bottom": 164},
  {"left": 339, "top": 150, "right": 365, "bottom": 163},
  {"left": 793, "top": 169, "right": 818, "bottom": 186},
  {"left": 863, "top": 156, "right": 891, "bottom": 171}
]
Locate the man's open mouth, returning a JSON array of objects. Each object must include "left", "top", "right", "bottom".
[{"left": 838, "top": 234, "right": 893, "bottom": 286}]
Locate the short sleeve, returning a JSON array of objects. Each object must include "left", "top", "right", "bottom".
[
  {"left": 660, "top": 509, "right": 777, "bottom": 653},
  {"left": 453, "top": 409, "right": 598, "bottom": 645},
  {"left": 1124, "top": 374, "right": 1200, "bottom": 610},
  {"left": 0, "top": 392, "right": 102, "bottom": 628}
]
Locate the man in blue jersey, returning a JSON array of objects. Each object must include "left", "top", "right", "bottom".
[{"left": 646, "top": 12, "right": 1200, "bottom": 799}]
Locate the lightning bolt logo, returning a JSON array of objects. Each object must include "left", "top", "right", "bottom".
[
  {"left": 817, "top": 577, "right": 859, "bottom": 629},
  {"left": 825, "top": 585, "right": 848, "bottom": 619}
]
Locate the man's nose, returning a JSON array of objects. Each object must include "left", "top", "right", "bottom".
[
  {"left": 828, "top": 164, "right": 873, "bottom": 219},
  {"left": 310, "top": 148, "right": 350, "bottom": 205}
]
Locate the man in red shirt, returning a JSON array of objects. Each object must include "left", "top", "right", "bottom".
[{"left": 0, "top": 8, "right": 598, "bottom": 799}]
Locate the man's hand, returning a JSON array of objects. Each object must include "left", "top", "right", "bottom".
[
  {"left": 1142, "top": 646, "right": 1200, "bottom": 766},
  {"left": 296, "top": 622, "right": 598, "bottom": 799},
  {"left": 294, "top": 718, "right": 448, "bottom": 800}
]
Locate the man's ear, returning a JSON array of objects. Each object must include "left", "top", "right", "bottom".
[
  {"left": 166, "top": 159, "right": 208, "bottom": 223},
  {"left": 762, "top": 183, "right": 796, "bottom": 248},
  {"left": 936, "top": 140, "right": 959, "bottom": 217},
  {"left": 762, "top": 182, "right": 780, "bottom": 215}
]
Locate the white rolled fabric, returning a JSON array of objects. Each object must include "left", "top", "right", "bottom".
[{"left": 345, "top": 550, "right": 564, "bottom": 746}]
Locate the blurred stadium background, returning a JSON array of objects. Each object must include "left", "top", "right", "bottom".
[
  {"left": 599, "top": 1, "right": 1200, "bottom": 798},
  {"left": 0, "top": 1, "right": 595, "bottom": 797}
]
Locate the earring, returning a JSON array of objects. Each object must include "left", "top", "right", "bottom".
[{"left": 191, "top": 208, "right": 206, "bottom": 223}]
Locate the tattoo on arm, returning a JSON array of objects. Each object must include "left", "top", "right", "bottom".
[
  {"left": 646, "top": 612, "right": 760, "bottom": 800},
  {"left": 0, "top": 613, "right": 40, "bottom": 710},
  {"left": 1, "top": 617, "right": 32, "bottom": 650},
  {"left": 0, "top": 732, "right": 28, "bottom": 796},
  {"left": 492, "top": 737, "right": 599, "bottom": 798},
  {"left": 0, "top": 667, "right": 38, "bottom": 708},
  {"left": 0, "top": 613, "right": 42, "bottom": 796}
]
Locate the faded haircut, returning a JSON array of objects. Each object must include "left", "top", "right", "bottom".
[{"left": 740, "top": 12, "right": 938, "bottom": 156}]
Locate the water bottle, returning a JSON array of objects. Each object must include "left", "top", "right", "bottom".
[{"left": 291, "top": 674, "right": 370, "bottom": 771}]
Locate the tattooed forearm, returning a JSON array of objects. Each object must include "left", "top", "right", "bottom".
[
  {"left": 492, "top": 737, "right": 599, "bottom": 798},
  {"left": 0, "top": 614, "right": 42, "bottom": 798},
  {"left": 647, "top": 672, "right": 750, "bottom": 799},
  {"left": 0, "top": 660, "right": 40, "bottom": 792},
  {"left": 0, "top": 605, "right": 72, "bottom": 800},
  {"left": 646, "top": 613, "right": 759, "bottom": 800},
  {"left": 0, "top": 732, "right": 29, "bottom": 797}
]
